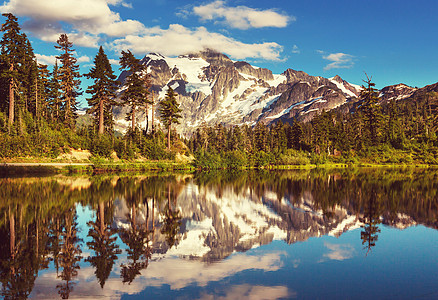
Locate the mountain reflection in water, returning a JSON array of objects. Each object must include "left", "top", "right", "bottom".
[{"left": 0, "top": 169, "right": 437, "bottom": 299}]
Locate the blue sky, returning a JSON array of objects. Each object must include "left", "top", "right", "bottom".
[{"left": 1, "top": 0, "right": 437, "bottom": 105}]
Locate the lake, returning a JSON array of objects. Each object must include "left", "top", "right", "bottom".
[{"left": 0, "top": 169, "right": 437, "bottom": 299}]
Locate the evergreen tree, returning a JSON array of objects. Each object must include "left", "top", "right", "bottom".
[
  {"left": 253, "top": 122, "right": 268, "bottom": 152},
  {"left": 290, "top": 121, "right": 303, "bottom": 150},
  {"left": 55, "top": 34, "right": 81, "bottom": 129},
  {"left": 359, "top": 74, "right": 382, "bottom": 146},
  {"left": 0, "top": 13, "right": 25, "bottom": 133},
  {"left": 36, "top": 63, "right": 50, "bottom": 120},
  {"left": 48, "top": 61, "right": 62, "bottom": 122},
  {"left": 85, "top": 46, "right": 118, "bottom": 135},
  {"left": 119, "top": 50, "right": 149, "bottom": 133},
  {"left": 22, "top": 37, "right": 38, "bottom": 118},
  {"left": 158, "top": 86, "right": 182, "bottom": 150}
]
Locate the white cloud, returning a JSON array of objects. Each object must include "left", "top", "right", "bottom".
[
  {"left": 111, "top": 24, "right": 284, "bottom": 61},
  {"left": 192, "top": 0, "right": 293, "bottom": 30},
  {"left": 77, "top": 55, "right": 91, "bottom": 63},
  {"left": 121, "top": 2, "right": 132, "bottom": 9},
  {"left": 321, "top": 52, "right": 355, "bottom": 71},
  {"left": 35, "top": 53, "right": 90, "bottom": 65},
  {"left": 0, "top": 0, "right": 144, "bottom": 46},
  {"left": 1, "top": 0, "right": 286, "bottom": 61},
  {"left": 35, "top": 53, "right": 57, "bottom": 65},
  {"left": 292, "top": 45, "right": 300, "bottom": 54}
]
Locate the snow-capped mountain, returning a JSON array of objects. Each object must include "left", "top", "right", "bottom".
[
  {"left": 379, "top": 83, "right": 417, "bottom": 103},
  {"left": 113, "top": 49, "right": 362, "bottom": 134}
]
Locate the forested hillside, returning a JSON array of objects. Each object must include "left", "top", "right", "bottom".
[{"left": 0, "top": 14, "right": 437, "bottom": 167}]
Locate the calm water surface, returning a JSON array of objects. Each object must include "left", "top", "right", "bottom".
[{"left": 0, "top": 169, "right": 437, "bottom": 299}]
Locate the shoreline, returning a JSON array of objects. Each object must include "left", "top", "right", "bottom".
[{"left": 1, "top": 160, "right": 437, "bottom": 176}]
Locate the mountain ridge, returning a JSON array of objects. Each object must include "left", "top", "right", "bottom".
[{"left": 113, "top": 49, "right": 436, "bottom": 135}]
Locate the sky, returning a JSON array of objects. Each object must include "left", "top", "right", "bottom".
[{"left": 1, "top": 0, "right": 437, "bottom": 106}]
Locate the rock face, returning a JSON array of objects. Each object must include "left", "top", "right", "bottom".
[
  {"left": 379, "top": 83, "right": 417, "bottom": 103},
  {"left": 113, "top": 49, "right": 361, "bottom": 135}
]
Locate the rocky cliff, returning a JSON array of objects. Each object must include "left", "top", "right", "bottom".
[{"left": 113, "top": 49, "right": 361, "bottom": 135}]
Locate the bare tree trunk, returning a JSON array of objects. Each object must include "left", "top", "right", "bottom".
[
  {"left": 9, "top": 206, "right": 15, "bottom": 259},
  {"left": 99, "top": 201, "right": 105, "bottom": 236},
  {"left": 152, "top": 197, "right": 155, "bottom": 239},
  {"left": 66, "top": 94, "right": 71, "bottom": 127},
  {"left": 18, "top": 108, "right": 23, "bottom": 136},
  {"left": 36, "top": 209, "right": 39, "bottom": 257},
  {"left": 151, "top": 92, "right": 155, "bottom": 134},
  {"left": 145, "top": 103, "right": 149, "bottom": 134},
  {"left": 8, "top": 64, "right": 14, "bottom": 133},
  {"left": 35, "top": 77, "right": 39, "bottom": 121},
  {"left": 98, "top": 98, "right": 104, "bottom": 135},
  {"left": 168, "top": 185, "right": 171, "bottom": 211},
  {"left": 167, "top": 122, "right": 171, "bottom": 150},
  {"left": 131, "top": 205, "right": 136, "bottom": 233},
  {"left": 56, "top": 98, "right": 59, "bottom": 121},
  {"left": 131, "top": 105, "right": 136, "bottom": 132}
]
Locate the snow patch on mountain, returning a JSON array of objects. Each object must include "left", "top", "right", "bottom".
[
  {"left": 329, "top": 77, "right": 359, "bottom": 98},
  {"left": 115, "top": 50, "right": 363, "bottom": 135}
]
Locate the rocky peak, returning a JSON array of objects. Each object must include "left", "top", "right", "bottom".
[
  {"left": 331, "top": 75, "right": 344, "bottom": 83},
  {"left": 282, "top": 69, "right": 315, "bottom": 84},
  {"left": 195, "top": 48, "right": 234, "bottom": 67},
  {"left": 379, "top": 83, "right": 417, "bottom": 103},
  {"left": 234, "top": 61, "right": 274, "bottom": 81},
  {"left": 114, "top": 50, "right": 363, "bottom": 135}
]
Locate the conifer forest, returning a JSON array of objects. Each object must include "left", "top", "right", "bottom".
[{"left": 0, "top": 13, "right": 437, "bottom": 168}]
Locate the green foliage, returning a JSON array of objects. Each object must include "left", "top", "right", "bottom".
[
  {"left": 55, "top": 33, "right": 81, "bottom": 129},
  {"left": 142, "top": 137, "right": 170, "bottom": 160},
  {"left": 278, "top": 149, "right": 311, "bottom": 165},
  {"left": 91, "top": 135, "right": 113, "bottom": 158},
  {"left": 119, "top": 50, "right": 149, "bottom": 131},
  {"left": 158, "top": 86, "right": 182, "bottom": 150},
  {"left": 85, "top": 46, "right": 118, "bottom": 135},
  {"left": 193, "top": 150, "right": 223, "bottom": 169}
]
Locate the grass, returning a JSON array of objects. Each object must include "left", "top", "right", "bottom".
[{"left": 1, "top": 152, "right": 437, "bottom": 176}]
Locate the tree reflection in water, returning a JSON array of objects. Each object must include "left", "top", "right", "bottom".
[
  {"left": 56, "top": 208, "right": 82, "bottom": 299},
  {"left": 86, "top": 201, "right": 121, "bottom": 288},
  {"left": 118, "top": 178, "right": 153, "bottom": 284},
  {"left": 360, "top": 187, "right": 382, "bottom": 255},
  {"left": 161, "top": 184, "right": 182, "bottom": 249},
  {"left": 0, "top": 169, "right": 437, "bottom": 298}
]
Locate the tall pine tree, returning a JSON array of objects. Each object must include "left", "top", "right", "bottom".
[
  {"left": 85, "top": 46, "right": 118, "bottom": 135},
  {"left": 119, "top": 50, "right": 149, "bottom": 133},
  {"left": 55, "top": 34, "right": 81, "bottom": 129},
  {"left": 158, "top": 86, "right": 182, "bottom": 150},
  {"left": 359, "top": 74, "right": 382, "bottom": 146},
  {"left": 48, "top": 61, "right": 61, "bottom": 122},
  {"left": 0, "top": 13, "right": 25, "bottom": 133}
]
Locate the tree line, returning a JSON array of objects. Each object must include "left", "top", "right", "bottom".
[
  {"left": 188, "top": 76, "right": 438, "bottom": 168},
  {"left": 0, "top": 13, "right": 182, "bottom": 160},
  {"left": 1, "top": 13, "right": 437, "bottom": 165}
]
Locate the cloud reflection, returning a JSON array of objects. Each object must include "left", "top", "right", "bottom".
[
  {"left": 30, "top": 251, "right": 286, "bottom": 299},
  {"left": 197, "top": 284, "right": 295, "bottom": 300},
  {"left": 321, "top": 242, "right": 355, "bottom": 261}
]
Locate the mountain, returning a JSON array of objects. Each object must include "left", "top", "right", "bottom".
[
  {"left": 379, "top": 83, "right": 417, "bottom": 103},
  {"left": 113, "top": 49, "right": 362, "bottom": 135}
]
